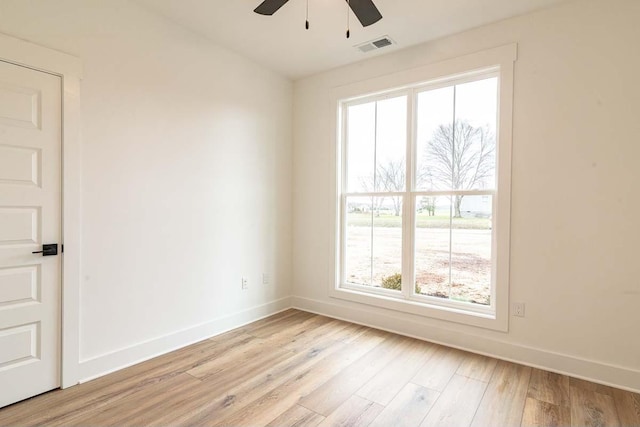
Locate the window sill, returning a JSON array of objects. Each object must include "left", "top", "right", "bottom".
[{"left": 329, "top": 285, "right": 508, "bottom": 332}]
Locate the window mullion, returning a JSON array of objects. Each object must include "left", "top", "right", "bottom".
[
  {"left": 340, "top": 105, "right": 348, "bottom": 287},
  {"left": 340, "top": 194, "right": 347, "bottom": 285},
  {"left": 371, "top": 101, "right": 378, "bottom": 286},
  {"left": 413, "top": 189, "right": 496, "bottom": 197},
  {"left": 402, "top": 90, "right": 415, "bottom": 299},
  {"left": 448, "top": 85, "right": 457, "bottom": 299}
]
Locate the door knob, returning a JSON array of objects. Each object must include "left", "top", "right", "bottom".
[{"left": 32, "top": 244, "right": 58, "bottom": 256}]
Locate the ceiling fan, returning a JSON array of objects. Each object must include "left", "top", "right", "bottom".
[{"left": 254, "top": 0, "right": 382, "bottom": 37}]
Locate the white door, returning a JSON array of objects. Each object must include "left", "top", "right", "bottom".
[{"left": 0, "top": 60, "right": 61, "bottom": 408}]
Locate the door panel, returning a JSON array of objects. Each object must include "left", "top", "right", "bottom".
[
  {"left": 0, "top": 207, "right": 39, "bottom": 245},
  {"left": 0, "top": 323, "right": 39, "bottom": 369},
  {"left": 0, "top": 145, "right": 40, "bottom": 186},
  {"left": 0, "top": 60, "right": 61, "bottom": 408},
  {"left": 0, "top": 82, "right": 40, "bottom": 129},
  {"left": 0, "top": 265, "right": 39, "bottom": 306}
]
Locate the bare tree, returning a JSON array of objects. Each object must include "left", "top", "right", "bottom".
[
  {"left": 358, "top": 159, "right": 406, "bottom": 217},
  {"left": 419, "top": 196, "right": 437, "bottom": 216},
  {"left": 358, "top": 175, "right": 385, "bottom": 217},
  {"left": 376, "top": 160, "right": 404, "bottom": 216},
  {"left": 421, "top": 121, "right": 494, "bottom": 218}
]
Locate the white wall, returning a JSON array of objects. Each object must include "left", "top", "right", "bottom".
[
  {"left": 0, "top": 0, "right": 292, "bottom": 379},
  {"left": 292, "top": 0, "right": 640, "bottom": 391}
]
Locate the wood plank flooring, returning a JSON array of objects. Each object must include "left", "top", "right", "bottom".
[{"left": 0, "top": 309, "right": 638, "bottom": 427}]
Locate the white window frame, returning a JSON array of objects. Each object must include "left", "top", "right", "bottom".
[{"left": 329, "top": 45, "right": 516, "bottom": 331}]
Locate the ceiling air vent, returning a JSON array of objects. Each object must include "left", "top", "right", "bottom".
[{"left": 356, "top": 36, "right": 395, "bottom": 53}]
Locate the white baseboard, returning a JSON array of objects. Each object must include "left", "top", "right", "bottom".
[
  {"left": 292, "top": 296, "right": 640, "bottom": 393},
  {"left": 78, "top": 297, "right": 292, "bottom": 383},
  {"left": 76, "top": 294, "right": 640, "bottom": 394}
]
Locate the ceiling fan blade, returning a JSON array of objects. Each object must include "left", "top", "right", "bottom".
[
  {"left": 254, "top": 0, "right": 290, "bottom": 15},
  {"left": 346, "top": 0, "right": 382, "bottom": 27}
]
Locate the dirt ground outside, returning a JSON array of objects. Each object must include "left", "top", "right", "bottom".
[{"left": 344, "top": 224, "right": 492, "bottom": 305}]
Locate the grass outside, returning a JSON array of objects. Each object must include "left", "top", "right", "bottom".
[{"left": 347, "top": 213, "right": 491, "bottom": 230}]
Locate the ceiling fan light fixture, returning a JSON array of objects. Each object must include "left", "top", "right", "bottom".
[
  {"left": 345, "top": 0, "right": 350, "bottom": 38},
  {"left": 254, "top": 0, "right": 382, "bottom": 37}
]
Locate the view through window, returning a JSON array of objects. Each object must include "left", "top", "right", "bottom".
[{"left": 340, "top": 73, "right": 498, "bottom": 309}]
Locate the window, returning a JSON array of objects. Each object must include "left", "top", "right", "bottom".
[{"left": 331, "top": 46, "right": 515, "bottom": 330}]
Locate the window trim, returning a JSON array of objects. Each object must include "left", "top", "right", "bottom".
[{"left": 328, "top": 44, "right": 516, "bottom": 332}]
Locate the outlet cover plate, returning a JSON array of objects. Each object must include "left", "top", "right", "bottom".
[{"left": 513, "top": 302, "right": 525, "bottom": 317}]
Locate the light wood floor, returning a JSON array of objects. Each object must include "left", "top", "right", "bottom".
[{"left": 1, "top": 309, "right": 638, "bottom": 426}]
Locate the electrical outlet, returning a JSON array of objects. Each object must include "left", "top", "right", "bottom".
[
  {"left": 262, "top": 273, "right": 269, "bottom": 285},
  {"left": 241, "top": 277, "right": 248, "bottom": 290},
  {"left": 513, "top": 302, "right": 525, "bottom": 317}
]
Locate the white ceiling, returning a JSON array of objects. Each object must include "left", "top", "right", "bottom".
[{"left": 136, "top": 0, "right": 572, "bottom": 79}]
